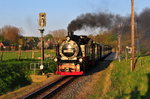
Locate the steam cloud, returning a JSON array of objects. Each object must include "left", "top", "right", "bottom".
[{"left": 67, "top": 12, "right": 114, "bottom": 32}]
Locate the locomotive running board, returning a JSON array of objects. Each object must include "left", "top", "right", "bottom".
[{"left": 56, "top": 71, "right": 83, "bottom": 75}]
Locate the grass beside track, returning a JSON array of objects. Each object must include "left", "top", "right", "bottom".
[
  {"left": 86, "top": 56, "right": 150, "bottom": 99},
  {"left": 107, "top": 56, "right": 150, "bottom": 99}
]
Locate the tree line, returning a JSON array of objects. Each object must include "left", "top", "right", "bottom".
[{"left": 0, "top": 25, "right": 67, "bottom": 50}]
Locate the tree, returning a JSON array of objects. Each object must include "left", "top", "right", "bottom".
[
  {"left": 44, "top": 34, "right": 53, "bottom": 41},
  {"left": 22, "top": 37, "right": 40, "bottom": 50},
  {"left": 138, "top": 8, "right": 150, "bottom": 52},
  {"left": 0, "top": 29, "right": 4, "bottom": 42},
  {"left": 49, "top": 29, "right": 67, "bottom": 43},
  {"left": 1, "top": 25, "right": 21, "bottom": 43}
]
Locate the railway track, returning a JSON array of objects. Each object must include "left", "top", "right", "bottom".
[{"left": 23, "top": 76, "right": 75, "bottom": 99}]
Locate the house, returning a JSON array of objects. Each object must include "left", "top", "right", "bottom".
[
  {"left": 0, "top": 42, "right": 10, "bottom": 50},
  {"left": 0, "top": 42, "right": 16, "bottom": 50}
]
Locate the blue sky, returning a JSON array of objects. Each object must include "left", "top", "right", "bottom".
[{"left": 0, "top": 0, "right": 150, "bottom": 36}]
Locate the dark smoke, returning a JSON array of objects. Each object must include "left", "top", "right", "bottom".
[{"left": 67, "top": 12, "right": 114, "bottom": 32}]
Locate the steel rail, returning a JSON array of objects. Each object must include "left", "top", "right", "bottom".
[{"left": 22, "top": 76, "right": 75, "bottom": 99}]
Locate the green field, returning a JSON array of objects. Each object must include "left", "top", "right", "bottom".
[
  {"left": 0, "top": 49, "right": 55, "bottom": 60},
  {"left": 0, "top": 49, "right": 56, "bottom": 75},
  {"left": 87, "top": 55, "right": 150, "bottom": 99}
]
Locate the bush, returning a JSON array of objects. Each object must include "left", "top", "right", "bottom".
[
  {"left": 0, "top": 59, "right": 57, "bottom": 95},
  {"left": 43, "top": 59, "right": 56, "bottom": 74},
  {"left": 0, "top": 59, "right": 37, "bottom": 95}
]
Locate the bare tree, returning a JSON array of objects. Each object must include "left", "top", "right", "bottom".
[{"left": 49, "top": 29, "right": 67, "bottom": 43}]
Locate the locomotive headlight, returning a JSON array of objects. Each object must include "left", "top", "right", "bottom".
[
  {"left": 54, "top": 58, "right": 58, "bottom": 62},
  {"left": 67, "top": 44, "right": 72, "bottom": 49},
  {"left": 79, "top": 58, "right": 83, "bottom": 62}
]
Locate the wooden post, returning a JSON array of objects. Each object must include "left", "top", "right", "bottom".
[
  {"left": 118, "top": 33, "right": 121, "bottom": 62},
  {"left": 32, "top": 51, "right": 35, "bottom": 59},
  {"left": 125, "top": 48, "right": 128, "bottom": 61},
  {"left": 118, "top": 24, "right": 122, "bottom": 62},
  {"left": 18, "top": 45, "right": 21, "bottom": 60},
  {"left": 131, "top": 0, "right": 135, "bottom": 71},
  {"left": 0, "top": 51, "right": 3, "bottom": 61}
]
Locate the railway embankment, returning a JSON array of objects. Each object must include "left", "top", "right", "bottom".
[{"left": 76, "top": 55, "right": 150, "bottom": 99}]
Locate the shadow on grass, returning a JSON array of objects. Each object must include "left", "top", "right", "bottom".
[
  {"left": 84, "top": 53, "right": 115, "bottom": 76},
  {"left": 141, "top": 74, "right": 150, "bottom": 99},
  {"left": 130, "top": 74, "right": 150, "bottom": 99},
  {"left": 84, "top": 60, "right": 113, "bottom": 76},
  {"left": 141, "top": 54, "right": 150, "bottom": 57},
  {"left": 130, "top": 87, "right": 140, "bottom": 99},
  {"left": 134, "top": 56, "right": 140, "bottom": 68}
]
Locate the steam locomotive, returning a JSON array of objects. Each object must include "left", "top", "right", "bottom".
[{"left": 54, "top": 32, "right": 112, "bottom": 75}]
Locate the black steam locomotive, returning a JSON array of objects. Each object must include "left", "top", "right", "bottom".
[{"left": 54, "top": 32, "right": 112, "bottom": 75}]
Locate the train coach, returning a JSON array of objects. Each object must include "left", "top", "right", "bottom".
[{"left": 54, "top": 32, "right": 112, "bottom": 75}]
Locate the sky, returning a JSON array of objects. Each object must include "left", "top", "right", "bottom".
[{"left": 0, "top": 0, "right": 150, "bottom": 37}]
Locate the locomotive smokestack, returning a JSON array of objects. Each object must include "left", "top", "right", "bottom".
[{"left": 68, "top": 31, "right": 74, "bottom": 37}]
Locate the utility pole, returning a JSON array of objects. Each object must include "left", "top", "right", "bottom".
[
  {"left": 118, "top": 32, "right": 121, "bottom": 62},
  {"left": 131, "top": 0, "right": 135, "bottom": 71},
  {"left": 118, "top": 24, "right": 122, "bottom": 62},
  {"left": 39, "top": 13, "right": 46, "bottom": 74}
]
